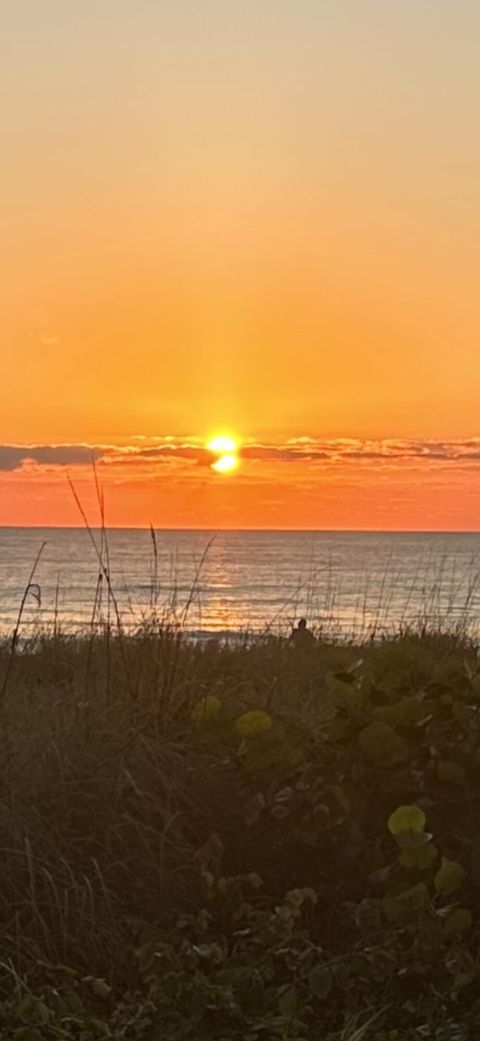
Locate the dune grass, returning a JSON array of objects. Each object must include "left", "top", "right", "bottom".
[{"left": 0, "top": 618, "right": 479, "bottom": 1038}]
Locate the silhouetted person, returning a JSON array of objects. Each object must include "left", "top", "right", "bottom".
[{"left": 290, "top": 617, "right": 314, "bottom": 645}]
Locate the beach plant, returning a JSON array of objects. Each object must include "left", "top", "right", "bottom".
[{"left": 1, "top": 624, "right": 480, "bottom": 1036}]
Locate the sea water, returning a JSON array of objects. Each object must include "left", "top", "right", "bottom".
[{"left": 1, "top": 527, "right": 480, "bottom": 639}]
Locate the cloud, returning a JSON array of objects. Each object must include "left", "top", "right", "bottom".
[
  {"left": 0, "top": 444, "right": 99, "bottom": 471},
  {"left": 241, "top": 445, "right": 326, "bottom": 462},
  {"left": 235, "top": 438, "right": 480, "bottom": 465},
  {"left": 2, "top": 437, "right": 480, "bottom": 474},
  {"left": 117, "top": 445, "right": 212, "bottom": 465}
]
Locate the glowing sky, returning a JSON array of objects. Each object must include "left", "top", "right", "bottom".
[{"left": 2, "top": 2, "right": 480, "bottom": 528}]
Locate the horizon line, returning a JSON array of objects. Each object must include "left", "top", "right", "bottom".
[{"left": 1, "top": 525, "right": 480, "bottom": 536}]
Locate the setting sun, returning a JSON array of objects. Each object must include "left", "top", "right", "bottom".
[
  {"left": 211, "top": 453, "right": 239, "bottom": 474},
  {"left": 207, "top": 433, "right": 240, "bottom": 474},
  {"left": 207, "top": 435, "right": 238, "bottom": 454}
]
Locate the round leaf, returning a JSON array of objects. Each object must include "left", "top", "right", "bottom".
[
  {"left": 359, "top": 722, "right": 408, "bottom": 765},
  {"left": 191, "top": 695, "right": 222, "bottom": 725},
  {"left": 444, "top": 908, "right": 473, "bottom": 936},
  {"left": 308, "top": 965, "right": 333, "bottom": 1000},
  {"left": 235, "top": 710, "right": 273, "bottom": 737},
  {"left": 92, "top": 979, "right": 112, "bottom": 1000},
  {"left": 399, "top": 842, "right": 438, "bottom": 870},
  {"left": 395, "top": 881, "right": 429, "bottom": 907},
  {"left": 434, "top": 857, "right": 466, "bottom": 895},
  {"left": 387, "top": 804, "right": 426, "bottom": 837}
]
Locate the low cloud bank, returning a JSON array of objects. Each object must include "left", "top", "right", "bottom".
[{"left": 2, "top": 437, "right": 480, "bottom": 473}]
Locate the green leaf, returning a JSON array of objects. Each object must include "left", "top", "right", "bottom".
[
  {"left": 327, "top": 674, "right": 357, "bottom": 710},
  {"left": 384, "top": 883, "right": 428, "bottom": 921},
  {"left": 395, "top": 830, "right": 433, "bottom": 850},
  {"left": 92, "top": 979, "right": 112, "bottom": 1000},
  {"left": 17, "top": 995, "right": 34, "bottom": 1019},
  {"left": 308, "top": 965, "right": 333, "bottom": 1000},
  {"left": 434, "top": 857, "right": 466, "bottom": 895},
  {"left": 399, "top": 842, "right": 438, "bottom": 870},
  {"left": 235, "top": 710, "right": 273, "bottom": 737},
  {"left": 90, "top": 1020, "right": 111, "bottom": 1038},
  {"left": 418, "top": 912, "right": 444, "bottom": 948},
  {"left": 36, "top": 1002, "right": 50, "bottom": 1025},
  {"left": 444, "top": 907, "right": 473, "bottom": 936},
  {"left": 64, "top": 990, "right": 84, "bottom": 1013},
  {"left": 387, "top": 804, "right": 426, "bottom": 836},
  {"left": 191, "top": 695, "right": 222, "bottom": 725},
  {"left": 244, "top": 736, "right": 303, "bottom": 777},
  {"left": 332, "top": 961, "right": 350, "bottom": 987},
  {"left": 359, "top": 722, "right": 408, "bottom": 765},
  {"left": 375, "top": 696, "right": 426, "bottom": 729},
  {"left": 395, "top": 882, "right": 429, "bottom": 907}
]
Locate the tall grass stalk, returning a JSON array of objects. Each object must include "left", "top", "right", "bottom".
[{"left": 0, "top": 541, "right": 46, "bottom": 707}]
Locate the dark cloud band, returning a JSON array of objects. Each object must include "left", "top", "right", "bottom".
[
  {"left": 1, "top": 438, "right": 480, "bottom": 473},
  {"left": 0, "top": 445, "right": 98, "bottom": 471}
]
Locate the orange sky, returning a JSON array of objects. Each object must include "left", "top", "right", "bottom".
[{"left": 2, "top": 2, "right": 480, "bottom": 528}]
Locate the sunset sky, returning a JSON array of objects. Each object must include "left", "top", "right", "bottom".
[{"left": 2, "top": 1, "right": 480, "bottom": 528}]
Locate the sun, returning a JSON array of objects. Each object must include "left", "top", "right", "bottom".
[
  {"left": 211, "top": 453, "right": 238, "bottom": 474},
  {"left": 207, "top": 435, "right": 237, "bottom": 454},
  {"left": 207, "top": 433, "right": 240, "bottom": 474}
]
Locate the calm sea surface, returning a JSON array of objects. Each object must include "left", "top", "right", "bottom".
[{"left": 1, "top": 528, "right": 480, "bottom": 639}]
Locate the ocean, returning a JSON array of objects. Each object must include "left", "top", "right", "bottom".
[{"left": 1, "top": 527, "right": 480, "bottom": 640}]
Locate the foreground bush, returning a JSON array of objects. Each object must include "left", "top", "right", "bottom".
[{"left": 0, "top": 628, "right": 479, "bottom": 1037}]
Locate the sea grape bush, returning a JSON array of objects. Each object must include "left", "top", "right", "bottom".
[
  {"left": 2, "top": 632, "right": 480, "bottom": 1036},
  {"left": 184, "top": 643, "right": 480, "bottom": 1034}
]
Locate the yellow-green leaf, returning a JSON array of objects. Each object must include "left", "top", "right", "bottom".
[
  {"left": 235, "top": 710, "right": 273, "bottom": 737},
  {"left": 376, "top": 696, "right": 425, "bottom": 729},
  {"left": 90, "top": 1021, "right": 111, "bottom": 1038},
  {"left": 399, "top": 842, "right": 438, "bottom": 870},
  {"left": 359, "top": 722, "right": 408, "bottom": 765},
  {"left": 434, "top": 857, "right": 466, "bottom": 895},
  {"left": 92, "top": 979, "right": 112, "bottom": 1000},
  {"left": 395, "top": 882, "right": 429, "bottom": 907},
  {"left": 191, "top": 695, "right": 222, "bottom": 724},
  {"left": 326, "top": 674, "right": 355, "bottom": 706},
  {"left": 387, "top": 804, "right": 426, "bottom": 837},
  {"left": 36, "top": 1002, "right": 50, "bottom": 1025},
  {"left": 444, "top": 908, "right": 473, "bottom": 936}
]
